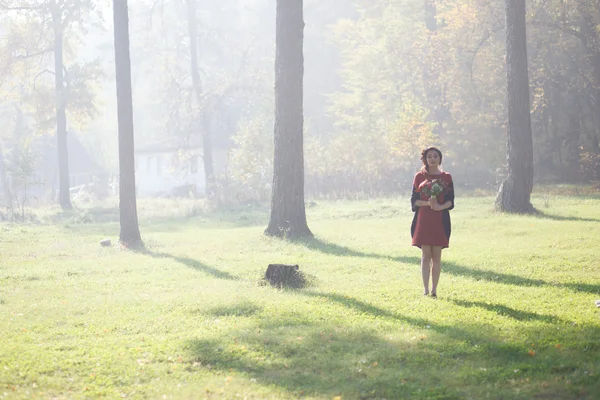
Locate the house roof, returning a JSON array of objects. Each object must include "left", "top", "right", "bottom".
[
  {"left": 36, "top": 133, "right": 105, "bottom": 175},
  {"left": 136, "top": 134, "right": 232, "bottom": 155}
]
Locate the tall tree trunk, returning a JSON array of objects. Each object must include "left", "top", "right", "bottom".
[
  {"left": 51, "top": 5, "right": 72, "bottom": 210},
  {"left": 578, "top": 6, "right": 600, "bottom": 140},
  {"left": 113, "top": 0, "right": 142, "bottom": 248},
  {"left": 0, "top": 143, "right": 12, "bottom": 211},
  {"left": 186, "top": 0, "right": 217, "bottom": 203},
  {"left": 201, "top": 113, "right": 216, "bottom": 200},
  {"left": 423, "top": 0, "right": 448, "bottom": 136},
  {"left": 265, "top": 0, "right": 312, "bottom": 239},
  {"left": 496, "top": 0, "right": 534, "bottom": 213},
  {"left": 186, "top": 0, "right": 202, "bottom": 97}
]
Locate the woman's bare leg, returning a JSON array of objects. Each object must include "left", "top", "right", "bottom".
[
  {"left": 421, "top": 245, "right": 433, "bottom": 295},
  {"left": 431, "top": 246, "right": 443, "bottom": 296}
]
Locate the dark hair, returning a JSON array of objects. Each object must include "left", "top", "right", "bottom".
[{"left": 420, "top": 147, "right": 443, "bottom": 173}]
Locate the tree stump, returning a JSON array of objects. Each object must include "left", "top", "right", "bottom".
[{"left": 264, "top": 264, "right": 306, "bottom": 289}]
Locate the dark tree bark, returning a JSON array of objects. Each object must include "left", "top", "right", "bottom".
[
  {"left": 51, "top": 5, "right": 72, "bottom": 210},
  {"left": 113, "top": 0, "right": 142, "bottom": 248},
  {"left": 578, "top": 6, "right": 600, "bottom": 130},
  {"left": 186, "top": 0, "right": 217, "bottom": 203},
  {"left": 265, "top": 0, "right": 312, "bottom": 239},
  {"left": 422, "top": 0, "right": 449, "bottom": 136},
  {"left": 496, "top": 0, "right": 534, "bottom": 213},
  {"left": 424, "top": 0, "right": 437, "bottom": 31}
]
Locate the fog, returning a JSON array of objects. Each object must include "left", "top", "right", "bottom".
[{"left": 0, "top": 0, "right": 599, "bottom": 209}]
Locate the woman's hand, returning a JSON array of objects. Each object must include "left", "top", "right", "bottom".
[
  {"left": 428, "top": 197, "right": 437, "bottom": 208},
  {"left": 431, "top": 202, "right": 442, "bottom": 211},
  {"left": 415, "top": 200, "right": 430, "bottom": 207}
]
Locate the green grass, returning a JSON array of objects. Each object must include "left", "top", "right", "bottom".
[{"left": 1, "top": 192, "right": 599, "bottom": 399}]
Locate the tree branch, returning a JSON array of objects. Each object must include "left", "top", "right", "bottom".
[
  {"left": 12, "top": 48, "right": 53, "bottom": 61},
  {"left": 466, "top": 25, "right": 504, "bottom": 106},
  {"left": 33, "top": 68, "right": 54, "bottom": 94}
]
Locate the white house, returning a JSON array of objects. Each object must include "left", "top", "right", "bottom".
[
  {"left": 1, "top": 133, "right": 108, "bottom": 205},
  {"left": 134, "top": 138, "right": 228, "bottom": 198}
]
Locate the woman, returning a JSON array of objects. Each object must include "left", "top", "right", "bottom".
[{"left": 410, "top": 147, "right": 454, "bottom": 298}]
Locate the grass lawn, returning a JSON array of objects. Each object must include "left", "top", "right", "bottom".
[{"left": 1, "top": 192, "right": 599, "bottom": 399}]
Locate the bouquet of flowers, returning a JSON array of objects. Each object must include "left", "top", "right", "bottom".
[{"left": 418, "top": 178, "right": 447, "bottom": 197}]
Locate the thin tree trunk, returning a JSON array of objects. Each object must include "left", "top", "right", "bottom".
[
  {"left": 0, "top": 143, "right": 12, "bottom": 211},
  {"left": 496, "top": 0, "right": 534, "bottom": 213},
  {"left": 265, "top": 0, "right": 312, "bottom": 239},
  {"left": 186, "top": 0, "right": 217, "bottom": 202},
  {"left": 51, "top": 5, "right": 72, "bottom": 210},
  {"left": 113, "top": 0, "right": 142, "bottom": 248},
  {"left": 186, "top": 0, "right": 202, "bottom": 97},
  {"left": 423, "top": 0, "right": 448, "bottom": 136},
  {"left": 201, "top": 113, "right": 216, "bottom": 200}
]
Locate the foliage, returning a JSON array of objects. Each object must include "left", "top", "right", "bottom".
[
  {"left": 228, "top": 113, "right": 273, "bottom": 203},
  {"left": 3, "top": 0, "right": 600, "bottom": 203},
  {"left": 0, "top": 0, "right": 103, "bottom": 136},
  {"left": 319, "top": 0, "right": 600, "bottom": 195},
  {"left": 579, "top": 147, "right": 600, "bottom": 186},
  {"left": 4, "top": 136, "right": 40, "bottom": 220},
  {"left": 144, "top": 0, "right": 264, "bottom": 142},
  {"left": 387, "top": 100, "right": 437, "bottom": 161}
]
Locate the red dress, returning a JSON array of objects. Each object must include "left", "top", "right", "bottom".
[{"left": 410, "top": 171, "right": 454, "bottom": 248}]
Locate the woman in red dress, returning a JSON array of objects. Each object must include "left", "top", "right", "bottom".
[{"left": 410, "top": 147, "right": 454, "bottom": 298}]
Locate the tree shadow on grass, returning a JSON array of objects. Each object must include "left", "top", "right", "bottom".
[
  {"left": 561, "top": 282, "right": 600, "bottom": 295},
  {"left": 184, "top": 290, "right": 600, "bottom": 399},
  {"left": 294, "top": 238, "right": 600, "bottom": 296},
  {"left": 185, "top": 293, "right": 489, "bottom": 399},
  {"left": 444, "top": 261, "right": 547, "bottom": 287},
  {"left": 448, "top": 299, "right": 567, "bottom": 324},
  {"left": 294, "top": 236, "right": 421, "bottom": 265},
  {"left": 444, "top": 261, "right": 600, "bottom": 295},
  {"left": 297, "top": 290, "right": 527, "bottom": 350},
  {"left": 186, "top": 328, "right": 431, "bottom": 399},
  {"left": 140, "top": 250, "right": 238, "bottom": 281},
  {"left": 533, "top": 210, "right": 600, "bottom": 223}
]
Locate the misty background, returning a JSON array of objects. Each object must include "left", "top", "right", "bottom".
[{"left": 1, "top": 0, "right": 599, "bottom": 210}]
